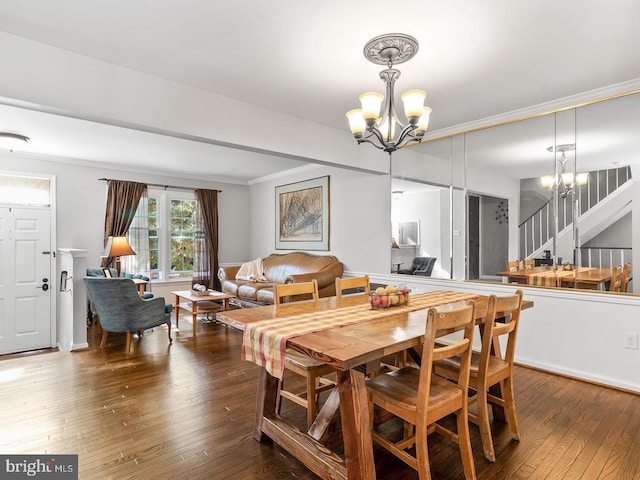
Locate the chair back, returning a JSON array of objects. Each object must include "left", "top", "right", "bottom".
[
  {"left": 523, "top": 259, "right": 534, "bottom": 270},
  {"left": 621, "top": 262, "right": 632, "bottom": 293},
  {"left": 417, "top": 302, "right": 476, "bottom": 410},
  {"left": 335, "top": 275, "right": 370, "bottom": 298},
  {"left": 274, "top": 279, "right": 319, "bottom": 305},
  {"left": 478, "top": 290, "right": 523, "bottom": 375},
  {"left": 507, "top": 260, "right": 520, "bottom": 272},
  {"left": 609, "top": 265, "right": 623, "bottom": 292}
]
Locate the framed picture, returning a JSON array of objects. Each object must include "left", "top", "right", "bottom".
[
  {"left": 103, "top": 268, "right": 112, "bottom": 278},
  {"left": 276, "top": 176, "right": 330, "bottom": 250}
]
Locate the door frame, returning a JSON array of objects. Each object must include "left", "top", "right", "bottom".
[{"left": 0, "top": 169, "right": 57, "bottom": 350}]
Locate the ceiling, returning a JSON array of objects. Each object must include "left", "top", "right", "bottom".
[{"left": 1, "top": 0, "right": 639, "bottom": 183}]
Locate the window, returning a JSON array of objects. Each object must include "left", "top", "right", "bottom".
[{"left": 127, "top": 189, "right": 197, "bottom": 280}]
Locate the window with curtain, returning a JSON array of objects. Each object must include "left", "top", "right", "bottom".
[{"left": 126, "top": 188, "right": 197, "bottom": 280}]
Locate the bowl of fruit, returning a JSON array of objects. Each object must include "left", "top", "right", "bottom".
[{"left": 369, "top": 284, "right": 411, "bottom": 309}]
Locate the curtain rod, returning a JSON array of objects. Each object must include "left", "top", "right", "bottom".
[{"left": 98, "top": 178, "right": 221, "bottom": 192}]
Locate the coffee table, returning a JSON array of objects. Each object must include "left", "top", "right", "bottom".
[{"left": 171, "top": 290, "right": 235, "bottom": 336}]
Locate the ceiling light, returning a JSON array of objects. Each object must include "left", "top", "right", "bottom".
[
  {"left": 0, "top": 132, "right": 30, "bottom": 151},
  {"left": 346, "top": 34, "right": 432, "bottom": 155}
]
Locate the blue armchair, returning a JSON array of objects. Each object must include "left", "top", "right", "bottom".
[{"left": 84, "top": 277, "right": 173, "bottom": 353}]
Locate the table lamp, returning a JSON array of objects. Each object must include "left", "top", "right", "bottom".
[{"left": 102, "top": 236, "right": 136, "bottom": 277}]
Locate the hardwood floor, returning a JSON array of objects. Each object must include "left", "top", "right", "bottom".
[{"left": 1, "top": 314, "right": 638, "bottom": 480}]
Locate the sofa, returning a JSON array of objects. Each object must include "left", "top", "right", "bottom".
[{"left": 218, "top": 252, "right": 344, "bottom": 306}]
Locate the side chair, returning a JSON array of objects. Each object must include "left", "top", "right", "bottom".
[
  {"left": 433, "top": 290, "right": 524, "bottom": 462},
  {"left": 274, "top": 279, "right": 336, "bottom": 429},
  {"left": 335, "top": 275, "right": 370, "bottom": 298},
  {"left": 366, "top": 302, "right": 477, "bottom": 480},
  {"left": 620, "top": 262, "right": 631, "bottom": 293},
  {"left": 609, "top": 265, "right": 623, "bottom": 292},
  {"left": 84, "top": 277, "right": 173, "bottom": 353}
]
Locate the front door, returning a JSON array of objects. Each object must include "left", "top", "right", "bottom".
[{"left": 0, "top": 206, "right": 53, "bottom": 354}]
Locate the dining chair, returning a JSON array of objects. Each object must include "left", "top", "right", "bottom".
[
  {"left": 609, "top": 265, "right": 623, "bottom": 292},
  {"left": 523, "top": 259, "right": 534, "bottom": 270},
  {"left": 274, "top": 279, "right": 335, "bottom": 429},
  {"left": 506, "top": 260, "right": 520, "bottom": 272},
  {"left": 335, "top": 275, "right": 370, "bottom": 298},
  {"left": 620, "top": 262, "right": 631, "bottom": 293},
  {"left": 433, "top": 290, "right": 523, "bottom": 462},
  {"left": 366, "top": 302, "right": 477, "bottom": 480}
]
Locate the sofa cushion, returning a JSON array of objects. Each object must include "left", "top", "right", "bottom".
[{"left": 237, "top": 282, "right": 274, "bottom": 300}]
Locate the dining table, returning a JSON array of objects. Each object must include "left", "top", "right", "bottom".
[
  {"left": 497, "top": 265, "right": 612, "bottom": 289},
  {"left": 216, "top": 289, "right": 533, "bottom": 480}
]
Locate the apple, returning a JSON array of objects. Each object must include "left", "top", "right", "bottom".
[
  {"left": 379, "top": 295, "right": 389, "bottom": 307},
  {"left": 375, "top": 287, "right": 386, "bottom": 296}
]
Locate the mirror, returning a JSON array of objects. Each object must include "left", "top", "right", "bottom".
[{"left": 391, "top": 90, "right": 638, "bottom": 293}]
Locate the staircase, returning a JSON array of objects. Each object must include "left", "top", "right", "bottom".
[{"left": 519, "top": 166, "right": 632, "bottom": 261}]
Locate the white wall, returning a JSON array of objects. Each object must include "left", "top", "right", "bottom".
[{"left": 248, "top": 165, "right": 391, "bottom": 274}]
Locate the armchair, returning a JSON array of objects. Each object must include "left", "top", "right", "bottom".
[
  {"left": 398, "top": 256, "right": 436, "bottom": 276},
  {"left": 84, "top": 277, "right": 173, "bottom": 353}
]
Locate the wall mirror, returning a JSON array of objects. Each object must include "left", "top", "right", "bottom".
[{"left": 391, "top": 90, "right": 639, "bottom": 294}]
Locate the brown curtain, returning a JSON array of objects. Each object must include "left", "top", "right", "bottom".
[
  {"left": 101, "top": 180, "right": 147, "bottom": 269},
  {"left": 193, "top": 189, "right": 220, "bottom": 290}
]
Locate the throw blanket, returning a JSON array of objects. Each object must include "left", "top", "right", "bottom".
[{"left": 236, "top": 257, "right": 268, "bottom": 282}]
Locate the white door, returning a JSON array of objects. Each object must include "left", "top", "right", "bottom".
[{"left": 0, "top": 206, "right": 53, "bottom": 354}]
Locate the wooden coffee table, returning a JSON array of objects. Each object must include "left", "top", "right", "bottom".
[{"left": 171, "top": 290, "right": 235, "bottom": 336}]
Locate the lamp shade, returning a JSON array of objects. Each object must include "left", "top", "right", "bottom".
[
  {"left": 345, "top": 109, "right": 366, "bottom": 136},
  {"left": 102, "top": 236, "right": 136, "bottom": 257},
  {"left": 401, "top": 89, "right": 427, "bottom": 121},
  {"left": 359, "top": 92, "right": 384, "bottom": 121},
  {"left": 540, "top": 175, "right": 555, "bottom": 190},
  {"left": 415, "top": 106, "right": 432, "bottom": 134}
]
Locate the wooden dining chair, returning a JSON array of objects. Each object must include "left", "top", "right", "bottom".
[
  {"left": 366, "top": 302, "right": 477, "bottom": 480},
  {"left": 523, "top": 259, "right": 534, "bottom": 270},
  {"left": 335, "top": 275, "right": 370, "bottom": 298},
  {"left": 609, "top": 265, "right": 623, "bottom": 292},
  {"left": 433, "top": 290, "right": 523, "bottom": 462},
  {"left": 620, "top": 263, "right": 632, "bottom": 293},
  {"left": 506, "top": 260, "right": 520, "bottom": 272},
  {"left": 274, "top": 279, "right": 335, "bottom": 429}
]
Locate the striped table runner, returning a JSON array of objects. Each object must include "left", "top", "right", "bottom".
[
  {"left": 527, "top": 267, "right": 595, "bottom": 286},
  {"left": 242, "top": 290, "right": 477, "bottom": 379}
]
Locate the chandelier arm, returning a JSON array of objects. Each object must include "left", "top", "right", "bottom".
[
  {"left": 366, "top": 125, "right": 389, "bottom": 147},
  {"left": 357, "top": 137, "right": 385, "bottom": 150},
  {"left": 395, "top": 124, "right": 419, "bottom": 148}
]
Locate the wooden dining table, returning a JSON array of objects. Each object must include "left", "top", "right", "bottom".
[
  {"left": 217, "top": 290, "right": 532, "bottom": 480},
  {"left": 497, "top": 265, "right": 612, "bottom": 289}
]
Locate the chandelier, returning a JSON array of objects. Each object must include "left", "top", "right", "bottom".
[
  {"left": 345, "top": 34, "right": 432, "bottom": 155},
  {"left": 540, "top": 144, "right": 588, "bottom": 198}
]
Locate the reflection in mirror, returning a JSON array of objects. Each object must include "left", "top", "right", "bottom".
[
  {"left": 391, "top": 91, "right": 638, "bottom": 293},
  {"left": 390, "top": 179, "right": 450, "bottom": 278}
]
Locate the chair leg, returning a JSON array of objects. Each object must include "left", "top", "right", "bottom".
[
  {"left": 456, "top": 408, "right": 477, "bottom": 480},
  {"left": 167, "top": 321, "right": 173, "bottom": 344},
  {"left": 125, "top": 332, "right": 132, "bottom": 353},
  {"left": 415, "top": 423, "right": 432, "bottom": 480},
  {"left": 306, "top": 372, "right": 318, "bottom": 429},
  {"left": 502, "top": 377, "right": 521, "bottom": 441},
  {"left": 477, "top": 386, "right": 496, "bottom": 462},
  {"left": 99, "top": 330, "right": 108, "bottom": 348}
]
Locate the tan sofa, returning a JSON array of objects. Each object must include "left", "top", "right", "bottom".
[{"left": 218, "top": 252, "right": 343, "bottom": 306}]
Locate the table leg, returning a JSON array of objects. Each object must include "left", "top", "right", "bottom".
[
  {"left": 337, "top": 369, "right": 376, "bottom": 480},
  {"left": 174, "top": 294, "right": 180, "bottom": 328},
  {"left": 192, "top": 301, "right": 198, "bottom": 337},
  {"left": 254, "top": 368, "right": 279, "bottom": 442}
]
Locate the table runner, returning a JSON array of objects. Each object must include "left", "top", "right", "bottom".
[
  {"left": 527, "top": 267, "right": 596, "bottom": 287},
  {"left": 242, "top": 290, "right": 477, "bottom": 379}
]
